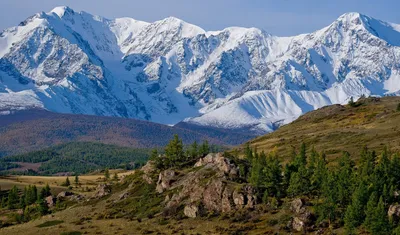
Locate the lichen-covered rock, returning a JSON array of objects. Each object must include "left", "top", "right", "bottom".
[
  {"left": 142, "top": 160, "right": 156, "bottom": 184},
  {"left": 93, "top": 184, "right": 112, "bottom": 198},
  {"left": 389, "top": 204, "right": 400, "bottom": 218},
  {"left": 291, "top": 216, "right": 306, "bottom": 232},
  {"left": 290, "top": 198, "right": 305, "bottom": 214},
  {"left": 57, "top": 191, "right": 74, "bottom": 199},
  {"left": 195, "top": 153, "right": 238, "bottom": 177},
  {"left": 45, "top": 196, "right": 56, "bottom": 207},
  {"left": 156, "top": 169, "right": 176, "bottom": 193},
  {"left": 184, "top": 204, "right": 199, "bottom": 218}
]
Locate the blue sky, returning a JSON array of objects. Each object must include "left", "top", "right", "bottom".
[{"left": 0, "top": 0, "right": 399, "bottom": 36}]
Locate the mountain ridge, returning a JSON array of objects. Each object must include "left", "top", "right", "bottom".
[{"left": 1, "top": 7, "right": 400, "bottom": 134}]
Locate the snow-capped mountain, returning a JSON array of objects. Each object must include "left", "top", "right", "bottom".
[{"left": 1, "top": 7, "right": 400, "bottom": 134}]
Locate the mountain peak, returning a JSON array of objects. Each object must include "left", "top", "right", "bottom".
[{"left": 50, "top": 6, "right": 75, "bottom": 18}]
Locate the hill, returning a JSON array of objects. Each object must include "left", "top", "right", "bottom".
[
  {"left": 0, "top": 142, "right": 150, "bottom": 175},
  {"left": 0, "top": 109, "right": 254, "bottom": 157},
  {"left": 241, "top": 96, "right": 400, "bottom": 161}
]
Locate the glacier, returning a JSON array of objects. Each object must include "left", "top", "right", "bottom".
[{"left": 1, "top": 7, "right": 400, "bottom": 134}]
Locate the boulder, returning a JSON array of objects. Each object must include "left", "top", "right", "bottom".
[
  {"left": 290, "top": 198, "right": 305, "bottom": 214},
  {"left": 156, "top": 170, "right": 176, "bottom": 193},
  {"left": 291, "top": 217, "right": 306, "bottom": 232},
  {"left": 69, "top": 194, "right": 85, "bottom": 202},
  {"left": 45, "top": 196, "right": 56, "bottom": 207},
  {"left": 142, "top": 161, "right": 156, "bottom": 184},
  {"left": 194, "top": 153, "right": 238, "bottom": 177},
  {"left": 93, "top": 184, "right": 112, "bottom": 198},
  {"left": 389, "top": 204, "right": 400, "bottom": 218},
  {"left": 118, "top": 191, "right": 130, "bottom": 201},
  {"left": 184, "top": 204, "right": 199, "bottom": 218},
  {"left": 57, "top": 191, "right": 74, "bottom": 199}
]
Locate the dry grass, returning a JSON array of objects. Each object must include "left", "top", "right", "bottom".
[
  {"left": 240, "top": 96, "right": 400, "bottom": 163},
  {"left": 0, "top": 170, "right": 135, "bottom": 196}
]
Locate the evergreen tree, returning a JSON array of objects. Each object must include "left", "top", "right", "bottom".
[
  {"left": 75, "top": 175, "right": 79, "bottom": 185},
  {"left": 189, "top": 141, "right": 198, "bottom": 159},
  {"left": 311, "top": 152, "right": 327, "bottom": 193},
  {"left": 25, "top": 185, "right": 37, "bottom": 206},
  {"left": 37, "top": 198, "right": 49, "bottom": 215},
  {"left": 244, "top": 143, "right": 253, "bottom": 162},
  {"left": 113, "top": 172, "right": 119, "bottom": 181},
  {"left": 287, "top": 165, "right": 310, "bottom": 197},
  {"left": 64, "top": 177, "right": 71, "bottom": 187},
  {"left": 104, "top": 169, "right": 110, "bottom": 180},
  {"left": 262, "top": 153, "right": 282, "bottom": 197},
  {"left": 364, "top": 195, "right": 391, "bottom": 235},
  {"left": 7, "top": 185, "right": 19, "bottom": 209},
  {"left": 316, "top": 171, "right": 338, "bottom": 226},
  {"left": 199, "top": 140, "right": 210, "bottom": 157},
  {"left": 336, "top": 152, "right": 354, "bottom": 206},
  {"left": 249, "top": 152, "right": 263, "bottom": 188},
  {"left": 348, "top": 96, "right": 356, "bottom": 107},
  {"left": 165, "top": 134, "right": 184, "bottom": 165},
  {"left": 397, "top": 103, "right": 400, "bottom": 112},
  {"left": 1, "top": 197, "right": 6, "bottom": 208},
  {"left": 344, "top": 181, "right": 369, "bottom": 233},
  {"left": 19, "top": 187, "right": 26, "bottom": 209}
]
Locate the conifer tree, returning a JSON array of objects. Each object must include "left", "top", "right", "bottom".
[
  {"left": 7, "top": 185, "right": 19, "bottom": 209},
  {"left": 364, "top": 195, "right": 391, "bottom": 235},
  {"left": 104, "top": 169, "right": 110, "bottom": 180},
  {"left": 397, "top": 103, "right": 400, "bottom": 112},
  {"left": 262, "top": 153, "right": 282, "bottom": 197},
  {"left": 189, "top": 141, "right": 198, "bottom": 159},
  {"left": 316, "top": 171, "right": 338, "bottom": 226},
  {"left": 344, "top": 181, "right": 369, "bottom": 233},
  {"left": 75, "top": 175, "right": 79, "bottom": 185},
  {"left": 113, "top": 172, "right": 119, "bottom": 181},
  {"left": 287, "top": 165, "right": 310, "bottom": 197},
  {"left": 199, "top": 140, "right": 210, "bottom": 157},
  {"left": 165, "top": 134, "right": 184, "bottom": 165}
]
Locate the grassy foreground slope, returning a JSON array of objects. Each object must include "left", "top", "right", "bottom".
[{"left": 242, "top": 96, "right": 400, "bottom": 161}]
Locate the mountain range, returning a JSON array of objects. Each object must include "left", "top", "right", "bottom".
[{"left": 1, "top": 6, "right": 400, "bottom": 134}]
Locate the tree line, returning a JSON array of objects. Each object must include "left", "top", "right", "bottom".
[{"left": 243, "top": 143, "right": 400, "bottom": 234}]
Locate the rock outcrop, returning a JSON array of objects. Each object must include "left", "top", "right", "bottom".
[
  {"left": 288, "top": 198, "right": 313, "bottom": 232},
  {"left": 156, "top": 169, "right": 176, "bottom": 193},
  {"left": 45, "top": 196, "right": 56, "bottom": 207},
  {"left": 93, "top": 184, "right": 112, "bottom": 198},
  {"left": 389, "top": 204, "right": 400, "bottom": 218},
  {"left": 161, "top": 153, "right": 256, "bottom": 217},
  {"left": 194, "top": 153, "right": 238, "bottom": 177}
]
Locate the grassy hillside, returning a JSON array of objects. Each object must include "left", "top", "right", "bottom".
[
  {"left": 241, "top": 96, "right": 400, "bottom": 162},
  {"left": 0, "top": 109, "right": 255, "bottom": 157},
  {"left": 0, "top": 142, "right": 149, "bottom": 175}
]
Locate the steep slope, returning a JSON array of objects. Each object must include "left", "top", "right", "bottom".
[
  {"left": 0, "top": 109, "right": 254, "bottom": 157},
  {"left": 2, "top": 8, "right": 400, "bottom": 134},
  {"left": 241, "top": 96, "right": 400, "bottom": 160}
]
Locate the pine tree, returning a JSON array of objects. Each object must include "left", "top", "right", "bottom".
[
  {"left": 37, "top": 198, "right": 49, "bottom": 215},
  {"left": 311, "top": 152, "right": 327, "bottom": 192},
  {"left": 336, "top": 152, "right": 354, "bottom": 206},
  {"left": 287, "top": 165, "right": 310, "bottom": 197},
  {"left": 348, "top": 96, "right": 356, "bottom": 107},
  {"left": 7, "top": 185, "right": 19, "bottom": 209},
  {"left": 75, "top": 175, "right": 79, "bottom": 185},
  {"left": 64, "top": 177, "right": 71, "bottom": 186},
  {"left": 249, "top": 153, "right": 262, "bottom": 188},
  {"left": 113, "top": 173, "right": 119, "bottom": 181},
  {"left": 344, "top": 181, "right": 369, "bottom": 233},
  {"left": 104, "top": 169, "right": 110, "bottom": 180},
  {"left": 364, "top": 195, "right": 391, "bottom": 235},
  {"left": 397, "top": 103, "right": 400, "bottom": 112},
  {"left": 199, "top": 140, "right": 210, "bottom": 157},
  {"left": 262, "top": 153, "right": 283, "bottom": 197},
  {"left": 189, "top": 141, "right": 198, "bottom": 159},
  {"left": 316, "top": 171, "right": 338, "bottom": 226},
  {"left": 165, "top": 134, "right": 184, "bottom": 165},
  {"left": 1, "top": 196, "right": 6, "bottom": 208}
]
